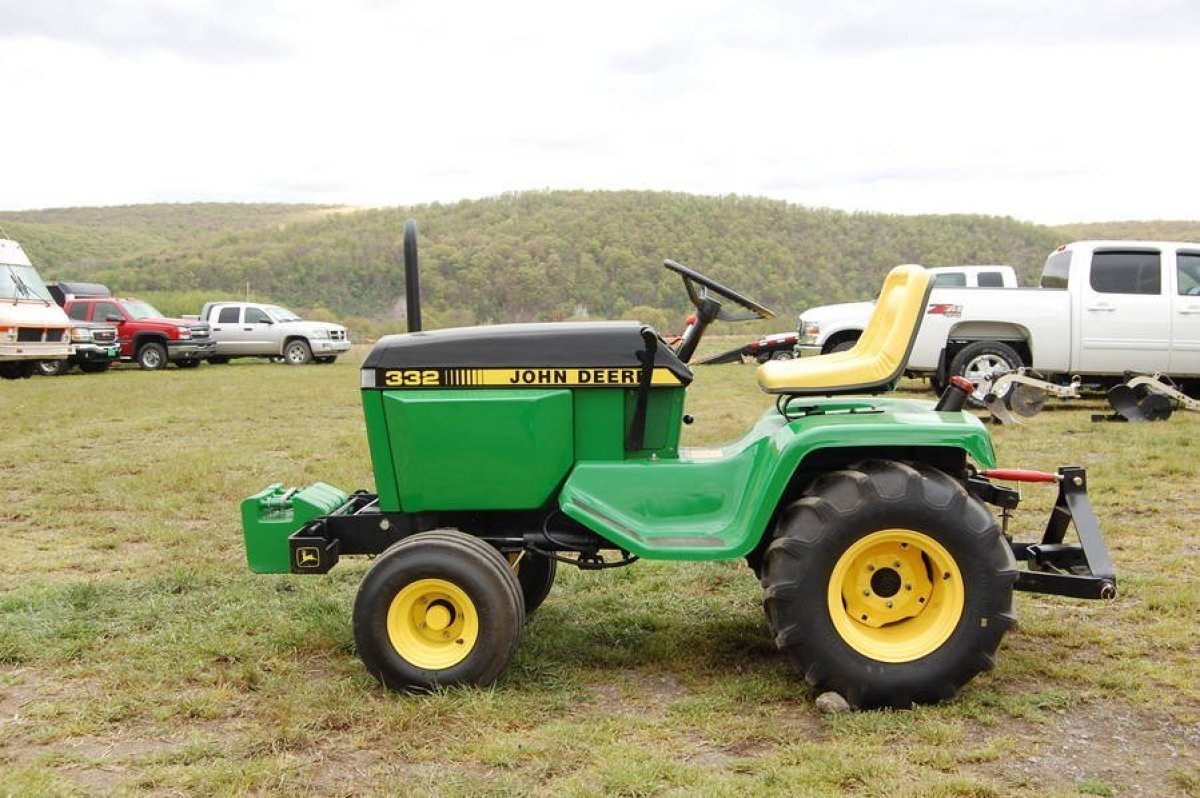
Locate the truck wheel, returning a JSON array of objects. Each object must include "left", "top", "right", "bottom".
[
  {"left": 79, "top": 361, "right": 110, "bottom": 374},
  {"left": 35, "top": 360, "right": 70, "bottom": 376},
  {"left": 136, "top": 342, "right": 168, "bottom": 371},
  {"left": 949, "top": 341, "right": 1023, "bottom": 404},
  {"left": 762, "top": 460, "right": 1017, "bottom": 708},
  {"left": 283, "top": 339, "right": 312, "bottom": 365},
  {"left": 827, "top": 339, "right": 857, "bottom": 354},
  {"left": 0, "top": 361, "right": 35, "bottom": 379},
  {"left": 512, "top": 550, "right": 557, "bottom": 615},
  {"left": 208, "top": 355, "right": 230, "bottom": 365},
  {"left": 353, "top": 530, "right": 524, "bottom": 690}
]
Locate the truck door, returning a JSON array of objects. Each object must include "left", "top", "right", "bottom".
[
  {"left": 210, "top": 305, "right": 247, "bottom": 354},
  {"left": 1169, "top": 248, "right": 1200, "bottom": 374},
  {"left": 242, "top": 305, "right": 276, "bottom": 353},
  {"left": 1076, "top": 248, "right": 1170, "bottom": 374}
]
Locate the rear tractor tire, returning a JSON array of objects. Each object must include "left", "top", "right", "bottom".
[
  {"left": 511, "top": 550, "right": 557, "bottom": 615},
  {"left": 762, "top": 459, "right": 1017, "bottom": 708},
  {"left": 353, "top": 530, "right": 525, "bottom": 690}
]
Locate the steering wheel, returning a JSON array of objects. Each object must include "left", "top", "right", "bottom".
[{"left": 663, "top": 259, "right": 775, "bottom": 322}]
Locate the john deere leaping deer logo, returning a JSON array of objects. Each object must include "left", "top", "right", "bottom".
[{"left": 295, "top": 547, "right": 321, "bottom": 569}]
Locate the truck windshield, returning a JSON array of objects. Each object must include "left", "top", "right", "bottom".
[
  {"left": 0, "top": 263, "right": 54, "bottom": 302},
  {"left": 123, "top": 300, "right": 166, "bottom": 320},
  {"left": 264, "top": 305, "right": 301, "bottom": 322}
]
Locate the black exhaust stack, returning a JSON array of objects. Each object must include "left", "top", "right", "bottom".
[{"left": 404, "top": 219, "right": 422, "bottom": 333}]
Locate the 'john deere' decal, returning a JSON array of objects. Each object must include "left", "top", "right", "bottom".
[{"left": 376, "top": 367, "right": 683, "bottom": 389}]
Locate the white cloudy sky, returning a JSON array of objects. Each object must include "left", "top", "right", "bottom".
[{"left": 2, "top": 0, "right": 1197, "bottom": 223}]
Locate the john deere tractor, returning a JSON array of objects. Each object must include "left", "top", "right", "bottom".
[{"left": 242, "top": 224, "right": 1115, "bottom": 708}]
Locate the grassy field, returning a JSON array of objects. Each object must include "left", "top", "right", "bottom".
[{"left": 2, "top": 341, "right": 1198, "bottom": 797}]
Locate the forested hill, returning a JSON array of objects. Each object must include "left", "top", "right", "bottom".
[{"left": 2, "top": 192, "right": 1194, "bottom": 331}]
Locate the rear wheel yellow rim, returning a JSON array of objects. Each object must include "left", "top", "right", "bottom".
[
  {"left": 386, "top": 578, "right": 479, "bottom": 670},
  {"left": 827, "top": 529, "right": 964, "bottom": 663}
]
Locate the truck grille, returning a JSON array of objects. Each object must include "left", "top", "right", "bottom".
[
  {"left": 331, "top": 330, "right": 347, "bottom": 341},
  {"left": 91, "top": 328, "right": 117, "bottom": 344},
  {"left": 188, "top": 325, "right": 210, "bottom": 340},
  {"left": 17, "top": 327, "right": 67, "bottom": 342}
]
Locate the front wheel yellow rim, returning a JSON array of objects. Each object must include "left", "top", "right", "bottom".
[
  {"left": 386, "top": 578, "right": 479, "bottom": 670},
  {"left": 827, "top": 529, "right": 965, "bottom": 663}
]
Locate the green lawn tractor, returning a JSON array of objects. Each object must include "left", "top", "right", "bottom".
[{"left": 242, "top": 225, "right": 1116, "bottom": 708}]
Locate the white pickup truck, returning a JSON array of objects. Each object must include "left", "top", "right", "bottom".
[
  {"left": 197, "top": 301, "right": 351, "bottom": 365},
  {"left": 795, "top": 265, "right": 1018, "bottom": 356},
  {"left": 907, "top": 240, "right": 1200, "bottom": 390}
]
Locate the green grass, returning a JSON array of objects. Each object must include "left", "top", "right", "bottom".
[{"left": 1, "top": 340, "right": 1198, "bottom": 796}]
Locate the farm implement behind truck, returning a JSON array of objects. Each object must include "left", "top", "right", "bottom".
[{"left": 241, "top": 223, "right": 1116, "bottom": 708}]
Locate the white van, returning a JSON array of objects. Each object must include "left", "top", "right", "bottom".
[{"left": 0, "top": 239, "right": 71, "bottom": 379}]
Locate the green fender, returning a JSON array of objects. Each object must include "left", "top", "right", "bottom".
[{"left": 559, "top": 397, "right": 997, "bottom": 560}]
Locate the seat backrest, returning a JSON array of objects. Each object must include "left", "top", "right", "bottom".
[{"left": 757, "top": 264, "right": 932, "bottom": 395}]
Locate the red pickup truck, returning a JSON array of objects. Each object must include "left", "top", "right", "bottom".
[{"left": 55, "top": 282, "right": 215, "bottom": 370}]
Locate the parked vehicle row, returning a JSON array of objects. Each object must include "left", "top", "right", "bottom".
[{"left": 1, "top": 237, "right": 352, "bottom": 379}]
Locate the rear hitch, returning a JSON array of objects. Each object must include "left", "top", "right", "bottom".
[{"left": 970, "top": 466, "right": 1117, "bottom": 600}]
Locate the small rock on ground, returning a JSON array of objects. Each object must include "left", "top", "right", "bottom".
[{"left": 815, "top": 691, "right": 851, "bottom": 713}]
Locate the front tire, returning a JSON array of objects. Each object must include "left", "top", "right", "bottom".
[
  {"left": 762, "top": 460, "right": 1017, "bottom": 708},
  {"left": 136, "top": 342, "right": 168, "bottom": 371},
  {"left": 35, "top": 360, "right": 70, "bottom": 376},
  {"left": 283, "top": 339, "right": 312, "bottom": 365},
  {"left": 79, "top": 361, "right": 110, "bottom": 374},
  {"left": 353, "top": 530, "right": 525, "bottom": 690}
]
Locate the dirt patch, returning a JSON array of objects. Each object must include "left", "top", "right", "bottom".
[
  {"left": 0, "top": 666, "right": 241, "bottom": 793},
  {"left": 590, "top": 669, "right": 687, "bottom": 717},
  {"left": 966, "top": 700, "right": 1199, "bottom": 796}
]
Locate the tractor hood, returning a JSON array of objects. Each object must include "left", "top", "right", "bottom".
[{"left": 361, "top": 321, "right": 693, "bottom": 389}]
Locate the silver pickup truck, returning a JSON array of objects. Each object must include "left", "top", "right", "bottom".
[{"left": 198, "top": 301, "right": 351, "bottom": 365}]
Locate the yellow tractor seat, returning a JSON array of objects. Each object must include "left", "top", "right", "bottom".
[{"left": 757, "top": 264, "right": 933, "bottom": 396}]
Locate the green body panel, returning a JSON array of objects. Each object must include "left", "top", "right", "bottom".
[
  {"left": 364, "top": 385, "right": 688, "bottom": 513},
  {"left": 361, "top": 392, "right": 401, "bottom": 512},
  {"left": 242, "top": 482, "right": 349, "bottom": 573},
  {"left": 560, "top": 397, "right": 996, "bottom": 560},
  {"left": 378, "top": 389, "right": 575, "bottom": 512},
  {"left": 624, "top": 387, "right": 686, "bottom": 456}
]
